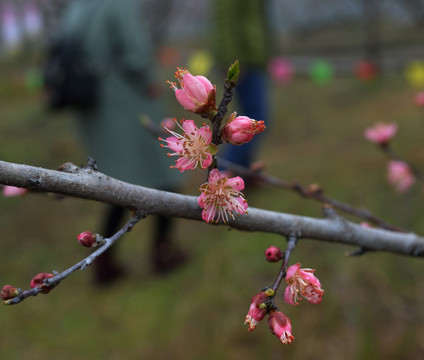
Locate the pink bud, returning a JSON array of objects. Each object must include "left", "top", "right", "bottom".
[
  {"left": 2, "top": 186, "right": 28, "bottom": 197},
  {"left": 244, "top": 289, "right": 275, "bottom": 331},
  {"left": 364, "top": 122, "right": 397, "bottom": 145},
  {"left": 30, "top": 273, "right": 54, "bottom": 294},
  {"left": 167, "top": 67, "right": 217, "bottom": 115},
  {"left": 221, "top": 113, "right": 266, "bottom": 145},
  {"left": 268, "top": 310, "right": 294, "bottom": 344},
  {"left": 1, "top": 285, "right": 20, "bottom": 300},
  {"left": 284, "top": 263, "right": 324, "bottom": 305},
  {"left": 265, "top": 246, "right": 283, "bottom": 262},
  {"left": 414, "top": 91, "right": 424, "bottom": 107},
  {"left": 77, "top": 231, "right": 97, "bottom": 247}
]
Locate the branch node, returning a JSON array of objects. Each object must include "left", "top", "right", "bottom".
[
  {"left": 322, "top": 204, "right": 340, "bottom": 220},
  {"left": 345, "top": 247, "right": 370, "bottom": 257}
]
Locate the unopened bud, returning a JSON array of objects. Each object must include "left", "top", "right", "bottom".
[
  {"left": 77, "top": 231, "right": 98, "bottom": 247},
  {"left": 1, "top": 285, "right": 20, "bottom": 300},
  {"left": 221, "top": 113, "right": 265, "bottom": 145},
  {"left": 265, "top": 246, "right": 283, "bottom": 262},
  {"left": 30, "top": 273, "right": 55, "bottom": 294}
]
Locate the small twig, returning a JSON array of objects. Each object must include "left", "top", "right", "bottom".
[
  {"left": 211, "top": 61, "right": 239, "bottom": 145},
  {"left": 3, "top": 212, "right": 145, "bottom": 305},
  {"left": 217, "top": 157, "right": 404, "bottom": 232},
  {"left": 271, "top": 234, "right": 298, "bottom": 293}
]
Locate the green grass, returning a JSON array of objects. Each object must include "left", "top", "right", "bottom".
[{"left": 1, "top": 57, "right": 424, "bottom": 360}]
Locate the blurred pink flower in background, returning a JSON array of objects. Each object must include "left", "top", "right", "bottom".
[
  {"left": 414, "top": 91, "right": 424, "bottom": 107},
  {"left": 2, "top": 186, "right": 28, "bottom": 197},
  {"left": 364, "top": 122, "right": 397, "bottom": 145},
  {"left": 268, "top": 57, "right": 294, "bottom": 85},
  {"left": 160, "top": 117, "right": 176, "bottom": 130},
  {"left": 387, "top": 160, "right": 415, "bottom": 192}
]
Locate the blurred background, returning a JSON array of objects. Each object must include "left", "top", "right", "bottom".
[{"left": 1, "top": 0, "right": 424, "bottom": 359}]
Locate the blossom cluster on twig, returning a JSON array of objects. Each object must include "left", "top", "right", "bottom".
[
  {"left": 160, "top": 62, "right": 325, "bottom": 344},
  {"left": 161, "top": 62, "right": 264, "bottom": 224}
]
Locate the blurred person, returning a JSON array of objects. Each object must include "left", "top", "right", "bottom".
[
  {"left": 57, "top": 0, "right": 186, "bottom": 284},
  {"left": 212, "top": 0, "right": 270, "bottom": 174}
]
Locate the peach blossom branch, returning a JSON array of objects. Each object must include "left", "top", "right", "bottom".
[
  {"left": 0, "top": 160, "right": 424, "bottom": 257},
  {"left": 3, "top": 212, "right": 144, "bottom": 305}
]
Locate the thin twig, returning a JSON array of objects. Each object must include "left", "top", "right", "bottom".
[
  {"left": 217, "top": 157, "right": 404, "bottom": 232},
  {"left": 3, "top": 212, "right": 145, "bottom": 305},
  {"left": 271, "top": 234, "right": 298, "bottom": 293}
]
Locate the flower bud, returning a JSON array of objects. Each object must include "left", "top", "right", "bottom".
[
  {"left": 265, "top": 246, "right": 283, "bottom": 262},
  {"left": 221, "top": 113, "right": 265, "bottom": 145},
  {"left": 268, "top": 310, "right": 294, "bottom": 344},
  {"left": 30, "top": 273, "right": 55, "bottom": 294},
  {"left": 167, "top": 67, "right": 217, "bottom": 115},
  {"left": 77, "top": 231, "right": 97, "bottom": 247},
  {"left": 1, "top": 285, "right": 20, "bottom": 300}
]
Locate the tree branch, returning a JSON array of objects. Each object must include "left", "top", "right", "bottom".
[
  {"left": 1, "top": 160, "right": 424, "bottom": 257},
  {"left": 3, "top": 212, "right": 144, "bottom": 305}
]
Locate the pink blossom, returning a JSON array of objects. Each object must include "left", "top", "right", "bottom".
[
  {"left": 387, "top": 160, "right": 415, "bottom": 192},
  {"left": 284, "top": 263, "right": 324, "bottom": 305},
  {"left": 268, "top": 57, "right": 294, "bottom": 85},
  {"left": 159, "top": 119, "right": 215, "bottom": 172},
  {"left": 167, "top": 67, "right": 217, "bottom": 115},
  {"left": 2, "top": 186, "right": 28, "bottom": 197},
  {"left": 364, "top": 122, "right": 397, "bottom": 145},
  {"left": 265, "top": 246, "right": 283, "bottom": 262},
  {"left": 221, "top": 112, "right": 265, "bottom": 145},
  {"left": 198, "top": 169, "right": 248, "bottom": 223},
  {"left": 268, "top": 310, "right": 294, "bottom": 344},
  {"left": 244, "top": 291, "right": 270, "bottom": 331}
]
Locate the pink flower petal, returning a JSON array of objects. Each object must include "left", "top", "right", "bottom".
[
  {"left": 227, "top": 176, "right": 245, "bottom": 191},
  {"left": 182, "top": 73, "right": 207, "bottom": 102},
  {"left": 195, "top": 75, "right": 214, "bottom": 93},
  {"left": 175, "top": 89, "right": 196, "bottom": 110}
]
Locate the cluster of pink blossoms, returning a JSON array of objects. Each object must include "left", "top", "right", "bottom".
[
  {"left": 162, "top": 67, "right": 265, "bottom": 223},
  {"left": 245, "top": 256, "right": 324, "bottom": 344}
]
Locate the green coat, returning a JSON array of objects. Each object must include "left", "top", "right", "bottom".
[{"left": 62, "top": 0, "right": 182, "bottom": 190}]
